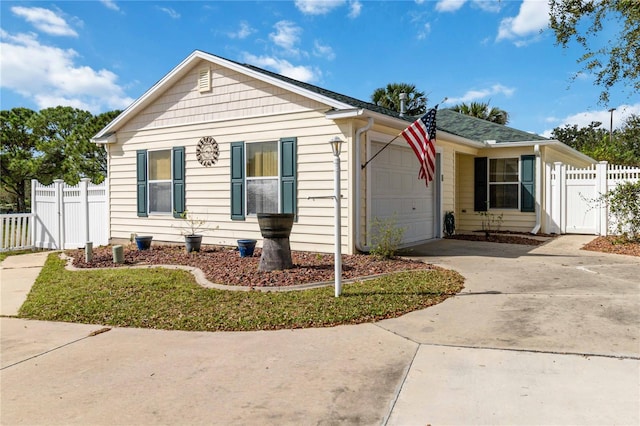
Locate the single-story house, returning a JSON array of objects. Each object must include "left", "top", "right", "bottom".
[{"left": 92, "top": 50, "right": 595, "bottom": 254}]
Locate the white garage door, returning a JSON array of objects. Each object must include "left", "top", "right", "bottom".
[{"left": 370, "top": 142, "right": 439, "bottom": 245}]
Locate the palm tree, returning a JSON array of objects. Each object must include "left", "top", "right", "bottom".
[
  {"left": 450, "top": 101, "right": 509, "bottom": 125},
  {"left": 371, "top": 83, "right": 427, "bottom": 116}
]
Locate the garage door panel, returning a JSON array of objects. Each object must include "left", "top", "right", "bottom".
[{"left": 371, "top": 142, "right": 436, "bottom": 244}]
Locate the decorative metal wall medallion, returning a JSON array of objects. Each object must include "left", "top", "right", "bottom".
[{"left": 196, "top": 136, "right": 219, "bottom": 167}]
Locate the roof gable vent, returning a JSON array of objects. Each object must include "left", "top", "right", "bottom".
[{"left": 198, "top": 68, "right": 211, "bottom": 93}]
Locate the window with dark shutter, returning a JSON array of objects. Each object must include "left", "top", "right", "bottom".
[
  {"left": 520, "top": 155, "right": 535, "bottom": 212},
  {"left": 230, "top": 138, "right": 297, "bottom": 220},
  {"left": 230, "top": 141, "right": 245, "bottom": 220},
  {"left": 474, "top": 157, "right": 488, "bottom": 212},
  {"left": 280, "top": 137, "right": 297, "bottom": 218},
  {"left": 136, "top": 150, "right": 148, "bottom": 217},
  {"left": 172, "top": 146, "right": 185, "bottom": 217}
]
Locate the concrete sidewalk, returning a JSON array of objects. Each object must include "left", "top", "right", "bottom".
[
  {"left": 1, "top": 237, "right": 639, "bottom": 425},
  {"left": 0, "top": 251, "right": 50, "bottom": 316}
]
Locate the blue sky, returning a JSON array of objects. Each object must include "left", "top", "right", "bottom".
[{"left": 1, "top": 0, "right": 638, "bottom": 137}]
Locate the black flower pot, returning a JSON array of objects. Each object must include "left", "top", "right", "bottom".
[{"left": 184, "top": 235, "right": 203, "bottom": 253}]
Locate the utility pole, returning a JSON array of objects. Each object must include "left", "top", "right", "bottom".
[{"left": 608, "top": 108, "right": 616, "bottom": 145}]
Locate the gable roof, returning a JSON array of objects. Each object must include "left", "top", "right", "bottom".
[
  {"left": 436, "top": 109, "right": 547, "bottom": 143},
  {"left": 94, "top": 49, "right": 546, "bottom": 144}
]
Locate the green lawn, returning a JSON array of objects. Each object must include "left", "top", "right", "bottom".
[{"left": 18, "top": 254, "right": 464, "bottom": 332}]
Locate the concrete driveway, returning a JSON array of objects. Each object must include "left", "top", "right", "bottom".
[{"left": 1, "top": 235, "right": 638, "bottom": 425}]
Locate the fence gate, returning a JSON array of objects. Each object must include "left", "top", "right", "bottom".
[
  {"left": 547, "top": 162, "right": 640, "bottom": 235},
  {"left": 32, "top": 179, "right": 108, "bottom": 249}
]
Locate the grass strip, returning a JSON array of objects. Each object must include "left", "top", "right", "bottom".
[{"left": 18, "top": 253, "right": 464, "bottom": 332}]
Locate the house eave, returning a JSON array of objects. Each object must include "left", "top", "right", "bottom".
[
  {"left": 90, "top": 132, "right": 117, "bottom": 144},
  {"left": 487, "top": 140, "right": 596, "bottom": 164},
  {"left": 325, "top": 108, "right": 485, "bottom": 149}
]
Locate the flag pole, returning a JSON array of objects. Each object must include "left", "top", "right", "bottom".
[
  {"left": 360, "top": 99, "right": 446, "bottom": 170},
  {"left": 360, "top": 133, "right": 402, "bottom": 170}
]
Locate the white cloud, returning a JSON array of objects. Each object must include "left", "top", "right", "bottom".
[
  {"left": 417, "top": 22, "right": 432, "bottom": 40},
  {"left": 100, "top": 0, "right": 120, "bottom": 12},
  {"left": 435, "top": 0, "right": 467, "bottom": 12},
  {"left": 497, "top": 0, "right": 549, "bottom": 43},
  {"left": 270, "top": 20, "right": 303, "bottom": 55},
  {"left": 542, "top": 104, "right": 640, "bottom": 137},
  {"left": 349, "top": 1, "right": 362, "bottom": 18},
  {"left": 444, "top": 84, "right": 515, "bottom": 104},
  {"left": 295, "top": 0, "right": 346, "bottom": 15},
  {"left": 434, "top": 0, "right": 502, "bottom": 13},
  {"left": 11, "top": 6, "right": 78, "bottom": 37},
  {"left": 0, "top": 30, "right": 134, "bottom": 113},
  {"left": 158, "top": 7, "right": 180, "bottom": 19},
  {"left": 243, "top": 53, "right": 321, "bottom": 83},
  {"left": 473, "top": 1, "right": 502, "bottom": 13},
  {"left": 228, "top": 21, "right": 255, "bottom": 39},
  {"left": 313, "top": 41, "right": 335, "bottom": 60}
]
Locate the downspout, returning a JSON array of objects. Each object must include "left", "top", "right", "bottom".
[
  {"left": 355, "top": 117, "right": 374, "bottom": 252},
  {"left": 531, "top": 144, "right": 542, "bottom": 234},
  {"left": 104, "top": 142, "right": 111, "bottom": 245}
]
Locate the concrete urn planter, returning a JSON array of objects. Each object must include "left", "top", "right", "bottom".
[{"left": 257, "top": 213, "right": 294, "bottom": 271}]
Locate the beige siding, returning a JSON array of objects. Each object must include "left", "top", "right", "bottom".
[
  {"left": 109, "top": 86, "right": 353, "bottom": 253},
  {"left": 456, "top": 153, "right": 475, "bottom": 231},
  {"left": 437, "top": 141, "right": 458, "bottom": 213},
  {"left": 542, "top": 145, "right": 593, "bottom": 168},
  {"left": 121, "top": 59, "right": 329, "bottom": 132}
]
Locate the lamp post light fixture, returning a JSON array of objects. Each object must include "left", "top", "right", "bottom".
[{"left": 329, "top": 136, "right": 344, "bottom": 297}]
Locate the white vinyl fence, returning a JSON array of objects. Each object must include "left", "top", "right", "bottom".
[
  {"left": 31, "top": 179, "right": 108, "bottom": 250},
  {"left": 1, "top": 213, "right": 35, "bottom": 252},
  {"left": 546, "top": 162, "right": 640, "bottom": 235}
]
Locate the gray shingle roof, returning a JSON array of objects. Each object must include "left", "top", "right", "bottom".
[
  {"left": 220, "top": 51, "right": 547, "bottom": 144},
  {"left": 435, "top": 109, "right": 548, "bottom": 142}
]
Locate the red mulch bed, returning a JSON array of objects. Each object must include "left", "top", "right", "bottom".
[
  {"left": 68, "top": 245, "right": 432, "bottom": 288},
  {"left": 582, "top": 236, "right": 640, "bottom": 257}
]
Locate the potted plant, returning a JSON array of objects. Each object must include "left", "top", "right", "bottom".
[
  {"left": 174, "top": 210, "right": 218, "bottom": 253},
  {"left": 134, "top": 234, "right": 153, "bottom": 250},
  {"left": 237, "top": 239, "right": 257, "bottom": 257}
]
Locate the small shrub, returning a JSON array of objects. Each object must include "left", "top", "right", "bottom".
[
  {"left": 173, "top": 210, "right": 218, "bottom": 236},
  {"left": 477, "top": 211, "right": 504, "bottom": 238},
  {"left": 370, "top": 216, "right": 406, "bottom": 259},
  {"left": 601, "top": 181, "right": 640, "bottom": 242}
]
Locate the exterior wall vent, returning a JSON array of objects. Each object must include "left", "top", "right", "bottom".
[{"left": 198, "top": 68, "right": 211, "bottom": 93}]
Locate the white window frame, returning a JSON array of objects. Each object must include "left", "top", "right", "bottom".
[
  {"left": 488, "top": 157, "right": 520, "bottom": 210},
  {"left": 245, "top": 141, "right": 281, "bottom": 216},
  {"left": 148, "top": 149, "right": 173, "bottom": 215}
]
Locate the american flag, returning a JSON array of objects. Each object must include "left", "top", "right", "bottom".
[{"left": 401, "top": 106, "right": 438, "bottom": 186}]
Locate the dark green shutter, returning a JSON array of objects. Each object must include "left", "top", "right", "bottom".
[
  {"left": 280, "top": 137, "right": 297, "bottom": 218},
  {"left": 520, "top": 155, "right": 535, "bottom": 213},
  {"left": 474, "top": 157, "right": 488, "bottom": 212},
  {"left": 136, "top": 149, "right": 148, "bottom": 217},
  {"left": 230, "top": 141, "right": 245, "bottom": 220},
  {"left": 172, "top": 146, "right": 186, "bottom": 218}
]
